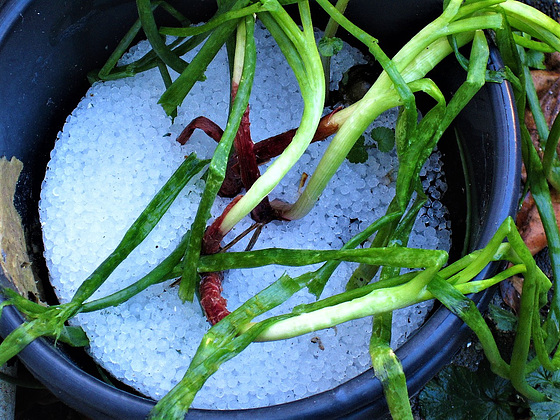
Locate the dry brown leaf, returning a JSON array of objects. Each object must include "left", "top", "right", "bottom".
[
  {"left": 531, "top": 69, "right": 560, "bottom": 98},
  {"left": 515, "top": 192, "right": 560, "bottom": 256},
  {"left": 539, "top": 77, "right": 560, "bottom": 129},
  {"left": 499, "top": 279, "right": 521, "bottom": 314},
  {"left": 520, "top": 70, "right": 560, "bottom": 256},
  {"left": 510, "top": 275, "right": 524, "bottom": 297},
  {"left": 502, "top": 192, "right": 560, "bottom": 312},
  {"left": 546, "top": 52, "right": 560, "bottom": 72},
  {"left": 507, "top": 69, "right": 560, "bottom": 312},
  {"left": 0, "top": 157, "right": 39, "bottom": 298},
  {"left": 526, "top": 70, "right": 560, "bottom": 155}
]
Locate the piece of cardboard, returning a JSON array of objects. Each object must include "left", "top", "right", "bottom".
[{"left": 0, "top": 157, "right": 39, "bottom": 299}]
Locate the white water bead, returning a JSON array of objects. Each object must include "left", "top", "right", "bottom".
[{"left": 39, "top": 23, "right": 452, "bottom": 409}]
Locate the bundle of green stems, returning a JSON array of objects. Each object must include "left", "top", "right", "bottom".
[{"left": 4, "top": 1, "right": 560, "bottom": 418}]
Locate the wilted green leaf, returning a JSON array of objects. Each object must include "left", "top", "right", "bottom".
[
  {"left": 420, "top": 364, "right": 514, "bottom": 420},
  {"left": 346, "top": 135, "right": 369, "bottom": 164},
  {"left": 487, "top": 304, "right": 518, "bottom": 332},
  {"left": 370, "top": 126, "right": 395, "bottom": 153},
  {"left": 318, "top": 36, "right": 343, "bottom": 57}
]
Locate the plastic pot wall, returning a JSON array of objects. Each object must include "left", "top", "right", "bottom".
[{"left": 0, "top": 1, "right": 520, "bottom": 419}]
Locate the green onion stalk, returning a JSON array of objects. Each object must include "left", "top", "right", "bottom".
[
  {"left": 219, "top": 0, "right": 326, "bottom": 232},
  {"left": 176, "top": 13, "right": 258, "bottom": 302},
  {"left": 5, "top": 1, "right": 560, "bottom": 419}
]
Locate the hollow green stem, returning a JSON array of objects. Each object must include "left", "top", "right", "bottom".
[
  {"left": 254, "top": 251, "right": 447, "bottom": 341},
  {"left": 158, "top": 1, "right": 246, "bottom": 114},
  {"left": 198, "top": 247, "right": 448, "bottom": 272},
  {"left": 296, "top": 273, "right": 417, "bottom": 314},
  {"left": 513, "top": 33, "right": 556, "bottom": 53},
  {"left": 82, "top": 232, "right": 190, "bottom": 313},
  {"left": 282, "top": 92, "right": 397, "bottom": 221},
  {"left": 136, "top": 0, "right": 188, "bottom": 74},
  {"left": 500, "top": 0, "right": 560, "bottom": 38},
  {"left": 447, "top": 212, "right": 513, "bottom": 286},
  {"left": 0, "top": 303, "right": 80, "bottom": 367},
  {"left": 151, "top": 268, "right": 315, "bottom": 419},
  {"left": 178, "top": 16, "right": 256, "bottom": 302},
  {"left": 307, "top": 211, "right": 403, "bottom": 297},
  {"left": 160, "top": 2, "right": 276, "bottom": 37},
  {"left": 544, "top": 113, "right": 560, "bottom": 181},
  {"left": 522, "top": 125, "right": 560, "bottom": 346},
  {"left": 532, "top": 274, "right": 559, "bottom": 371},
  {"left": 370, "top": 313, "right": 413, "bottom": 420},
  {"left": 501, "top": 1, "right": 560, "bottom": 51},
  {"left": 94, "top": 0, "right": 190, "bottom": 81},
  {"left": 453, "top": 264, "right": 526, "bottom": 294},
  {"left": 97, "top": 15, "right": 144, "bottom": 80},
  {"left": 348, "top": 30, "right": 486, "bottom": 287},
  {"left": 71, "top": 154, "right": 207, "bottom": 306},
  {"left": 282, "top": 3, "right": 498, "bottom": 220},
  {"left": 427, "top": 275, "right": 511, "bottom": 378},
  {"left": 507, "top": 220, "right": 547, "bottom": 401},
  {"left": 219, "top": 1, "right": 325, "bottom": 232},
  {"left": 320, "top": 0, "right": 350, "bottom": 99},
  {"left": 1, "top": 288, "right": 48, "bottom": 317},
  {"left": 452, "top": 0, "right": 506, "bottom": 21}
]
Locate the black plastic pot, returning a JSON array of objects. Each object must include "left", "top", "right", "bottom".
[{"left": 0, "top": 1, "right": 519, "bottom": 419}]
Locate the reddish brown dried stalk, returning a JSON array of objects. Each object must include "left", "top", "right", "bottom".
[
  {"left": 177, "top": 116, "right": 223, "bottom": 145},
  {"left": 202, "top": 196, "right": 243, "bottom": 255},
  {"left": 199, "top": 271, "right": 230, "bottom": 325},
  {"left": 180, "top": 107, "right": 342, "bottom": 324},
  {"left": 177, "top": 107, "right": 343, "bottom": 197},
  {"left": 233, "top": 105, "right": 277, "bottom": 223},
  {"left": 251, "top": 107, "right": 342, "bottom": 164},
  {"left": 194, "top": 65, "right": 275, "bottom": 323},
  {"left": 198, "top": 196, "right": 242, "bottom": 324},
  {"left": 197, "top": 104, "right": 276, "bottom": 323}
]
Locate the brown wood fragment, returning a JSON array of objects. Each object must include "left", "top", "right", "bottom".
[{"left": 0, "top": 157, "right": 40, "bottom": 298}]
